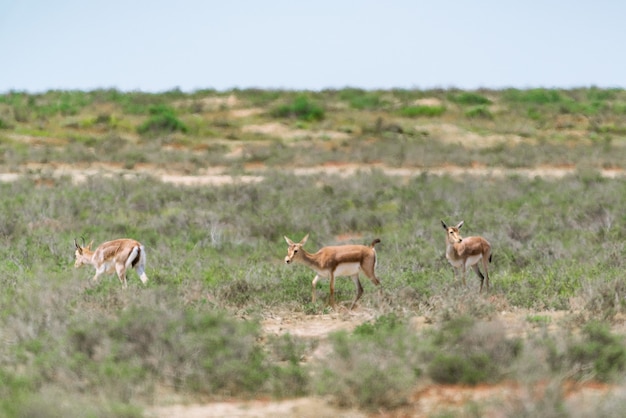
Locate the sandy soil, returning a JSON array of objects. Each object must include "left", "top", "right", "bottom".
[{"left": 2, "top": 162, "right": 625, "bottom": 187}]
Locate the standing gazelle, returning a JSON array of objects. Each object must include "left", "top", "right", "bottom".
[
  {"left": 74, "top": 238, "right": 148, "bottom": 288},
  {"left": 441, "top": 220, "right": 492, "bottom": 292},
  {"left": 284, "top": 234, "right": 381, "bottom": 310}
]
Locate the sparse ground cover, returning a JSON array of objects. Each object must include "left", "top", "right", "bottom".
[{"left": 1, "top": 88, "right": 626, "bottom": 417}]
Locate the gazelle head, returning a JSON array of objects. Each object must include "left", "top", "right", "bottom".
[
  {"left": 284, "top": 233, "right": 309, "bottom": 264},
  {"left": 74, "top": 238, "right": 93, "bottom": 268},
  {"left": 441, "top": 220, "right": 464, "bottom": 244}
]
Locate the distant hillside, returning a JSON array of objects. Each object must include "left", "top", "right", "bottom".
[{"left": 1, "top": 88, "right": 625, "bottom": 171}]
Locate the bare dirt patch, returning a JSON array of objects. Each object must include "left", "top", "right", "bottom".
[
  {"left": 418, "top": 122, "right": 528, "bottom": 148},
  {"left": 148, "top": 397, "right": 367, "bottom": 418},
  {"left": 2, "top": 162, "right": 626, "bottom": 186},
  {"left": 242, "top": 122, "right": 351, "bottom": 142}
]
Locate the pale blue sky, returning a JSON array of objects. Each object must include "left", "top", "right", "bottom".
[{"left": 1, "top": 1, "right": 624, "bottom": 93}]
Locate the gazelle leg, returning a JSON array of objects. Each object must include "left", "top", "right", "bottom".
[
  {"left": 350, "top": 274, "right": 364, "bottom": 310},
  {"left": 328, "top": 273, "right": 336, "bottom": 307},
  {"left": 92, "top": 266, "right": 105, "bottom": 283},
  {"left": 472, "top": 264, "right": 485, "bottom": 292},
  {"left": 482, "top": 257, "right": 491, "bottom": 290},
  {"left": 116, "top": 264, "right": 128, "bottom": 288},
  {"left": 461, "top": 265, "right": 467, "bottom": 287},
  {"left": 311, "top": 274, "right": 321, "bottom": 304}
]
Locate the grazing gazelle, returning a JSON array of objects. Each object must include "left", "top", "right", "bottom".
[
  {"left": 441, "top": 220, "right": 492, "bottom": 292},
  {"left": 74, "top": 238, "right": 148, "bottom": 288},
  {"left": 284, "top": 234, "right": 381, "bottom": 310}
]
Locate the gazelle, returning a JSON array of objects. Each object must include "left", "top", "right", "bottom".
[
  {"left": 441, "top": 220, "right": 492, "bottom": 292},
  {"left": 74, "top": 238, "right": 148, "bottom": 288},
  {"left": 284, "top": 234, "right": 381, "bottom": 310}
]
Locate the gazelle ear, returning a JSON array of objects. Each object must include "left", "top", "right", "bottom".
[
  {"left": 300, "top": 233, "right": 309, "bottom": 245},
  {"left": 284, "top": 236, "right": 294, "bottom": 246},
  {"left": 441, "top": 220, "right": 448, "bottom": 229},
  {"left": 456, "top": 221, "right": 464, "bottom": 229},
  {"left": 87, "top": 240, "right": 94, "bottom": 249}
]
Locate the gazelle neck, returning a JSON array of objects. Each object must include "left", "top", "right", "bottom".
[
  {"left": 297, "top": 248, "right": 319, "bottom": 267},
  {"left": 446, "top": 240, "right": 464, "bottom": 258}
]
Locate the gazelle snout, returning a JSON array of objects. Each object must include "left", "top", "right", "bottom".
[
  {"left": 284, "top": 256, "right": 292, "bottom": 264},
  {"left": 74, "top": 250, "right": 84, "bottom": 268}
]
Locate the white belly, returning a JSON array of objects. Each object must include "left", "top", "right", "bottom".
[
  {"left": 98, "top": 260, "right": 116, "bottom": 274},
  {"left": 447, "top": 254, "right": 483, "bottom": 268},
  {"left": 316, "top": 262, "right": 361, "bottom": 278},
  {"left": 465, "top": 254, "right": 483, "bottom": 267}
]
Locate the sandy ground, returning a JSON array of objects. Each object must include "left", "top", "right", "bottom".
[{"left": 1, "top": 162, "right": 625, "bottom": 187}]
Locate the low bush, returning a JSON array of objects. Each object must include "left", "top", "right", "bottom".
[
  {"left": 502, "top": 88, "right": 564, "bottom": 105},
  {"left": 338, "top": 88, "right": 386, "bottom": 110},
  {"left": 428, "top": 352, "right": 494, "bottom": 384},
  {"left": 566, "top": 321, "right": 626, "bottom": 382},
  {"left": 398, "top": 105, "right": 446, "bottom": 117},
  {"left": 314, "top": 315, "right": 421, "bottom": 410},
  {"left": 449, "top": 92, "right": 491, "bottom": 105},
  {"left": 270, "top": 95, "right": 324, "bottom": 121},
  {"left": 426, "top": 317, "right": 523, "bottom": 385},
  {"left": 0, "top": 118, "right": 12, "bottom": 129},
  {"left": 137, "top": 104, "right": 188, "bottom": 135},
  {"left": 465, "top": 105, "right": 493, "bottom": 119}
]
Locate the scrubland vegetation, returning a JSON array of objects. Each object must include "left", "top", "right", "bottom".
[{"left": 1, "top": 87, "right": 626, "bottom": 416}]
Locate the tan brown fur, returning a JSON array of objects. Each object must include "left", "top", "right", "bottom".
[
  {"left": 441, "top": 220, "right": 492, "bottom": 292},
  {"left": 74, "top": 238, "right": 148, "bottom": 288},
  {"left": 284, "top": 234, "right": 381, "bottom": 309}
]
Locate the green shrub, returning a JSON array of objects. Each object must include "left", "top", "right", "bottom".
[
  {"left": 527, "top": 107, "right": 543, "bottom": 120},
  {"left": 450, "top": 92, "right": 491, "bottom": 105},
  {"left": 583, "top": 278, "right": 626, "bottom": 319},
  {"left": 398, "top": 105, "right": 446, "bottom": 117},
  {"left": 0, "top": 118, "right": 12, "bottom": 129},
  {"left": 114, "top": 91, "right": 166, "bottom": 115},
  {"left": 566, "top": 321, "right": 626, "bottom": 382},
  {"left": 18, "top": 303, "right": 291, "bottom": 401},
  {"left": 338, "top": 89, "right": 385, "bottom": 109},
  {"left": 427, "top": 317, "right": 522, "bottom": 385},
  {"left": 502, "top": 88, "right": 563, "bottom": 104},
  {"left": 31, "top": 90, "right": 93, "bottom": 117},
  {"left": 315, "top": 317, "right": 421, "bottom": 410},
  {"left": 271, "top": 95, "right": 325, "bottom": 121},
  {"left": 353, "top": 313, "right": 403, "bottom": 337},
  {"left": 137, "top": 104, "right": 188, "bottom": 135},
  {"left": 586, "top": 87, "right": 618, "bottom": 101},
  {"left": 0, "top": 369, "right": 34, "bottom": 415},
  {"left": 266, "top": 334, "right": 309, "bottom": 397},
  {"left": 428, "top": 352, "right": 494, "bottom": 385},
  {"left": 465, "top": 105, "right": 493, "bottom": 119},
  {"left": 225, "top": 88, "right": 281, "bottom": 107}
]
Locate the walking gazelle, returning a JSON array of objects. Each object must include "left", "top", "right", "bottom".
[
  {"left": 441, "top": 220, "right": 492, "bottom": 292},
  {"left": 284, "top": 234, "right": 381, "bottom": 310},
  {"left": 74, "top": 238, "right": 148, "bottom": 288}
]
